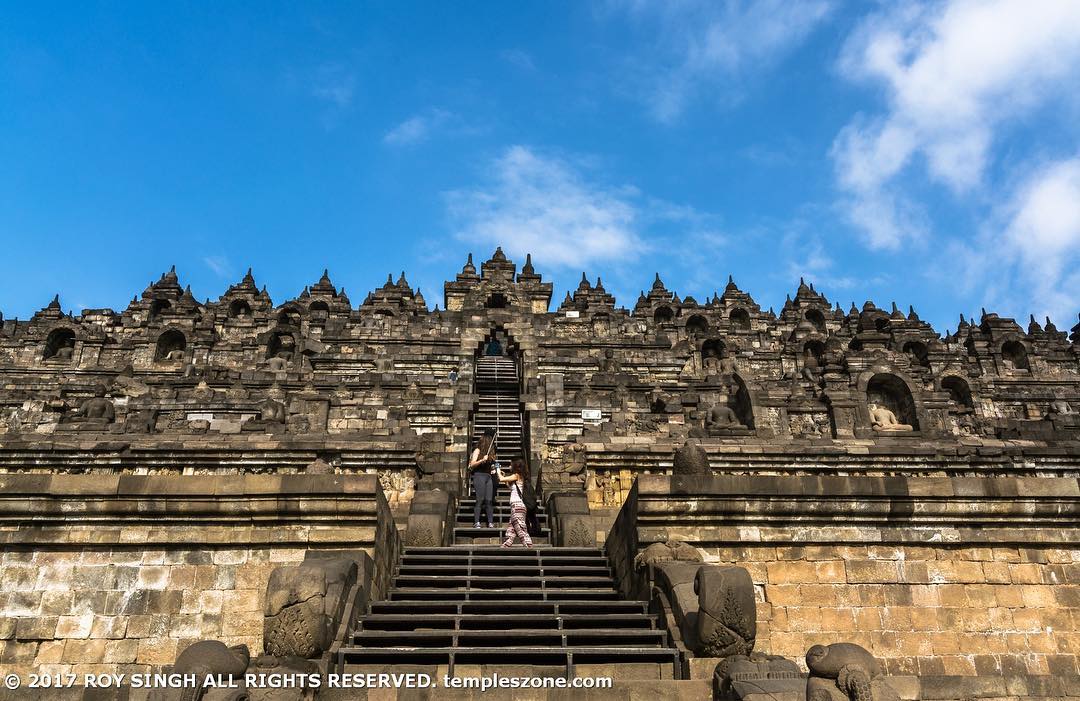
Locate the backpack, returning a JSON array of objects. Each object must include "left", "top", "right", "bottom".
[{"left": 521, "top": 479, "right": 538, "bottom": 511}]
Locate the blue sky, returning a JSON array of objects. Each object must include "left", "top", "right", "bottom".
[{"left": 2, "top": 1, "right": 1079, "bottom": 333}]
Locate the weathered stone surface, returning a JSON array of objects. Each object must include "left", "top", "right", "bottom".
[
  {"left": 148, "top": 639, "right": 250, "bottom": 701},
  {"left": 634, "top": 540, "right": 704, "bottom": 571},
  {"left": 697, "top": 565, "right": 756, "bottom": 658},
  {"left": 805, "top": 643, "right": 897, "bottom": 701},
  {"left": 673, "top": 439, "right": 711, "bottom": 476},
  {"left": 263, "top": 558, "right": 356, "bottom": 659},
  {"left": 714, "top": 654, "right": 803, "bottom": 701}
]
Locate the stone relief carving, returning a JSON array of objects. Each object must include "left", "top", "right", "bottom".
[
  {"left": 378, "top": 469, "right": 416, "bottom": 506},
  {"left": 263, "top": 559, "right": 357, "bottom": 659},
  {"left": 696, "top": 565, "right": 756, "bottom": 658}
]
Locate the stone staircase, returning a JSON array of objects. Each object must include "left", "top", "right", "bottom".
[
  {"left": 453, "top": 495, "right": 550, "bottom": 544},
  {"left": 472, "top": 355, "right": 524, "bottom": 462},
  {"left": 337, "top": 546, "right": 683, "bottom": 683}
]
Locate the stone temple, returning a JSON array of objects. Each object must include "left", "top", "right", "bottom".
[{"left": 0, "top": 248, "right": 1078, "bottom": 700}]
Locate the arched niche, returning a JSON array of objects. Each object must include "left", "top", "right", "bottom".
[
  {"left": 149, "top": 299, "right": 171, "bottom": 319},
  {"left": 701, "top": 338, "right": 727, "bottom": 359},
  {"left": 803, "top": 339, "right": 825, "bottom": 362},
  {"left": 484, "top": 293, "right": 508, "bottom": 309},
  {"left": 1001, "top": 340, "right": 1029, "bottom": 371},
  {"left": 228, "top": 299, "right": 252, "bottom": 318},
  {"left": 902, "top": 340, "right": 930, "bottom": 368},
  {"left": 729, "top": 308, "right": 750, "bottom": 330},
  {"left": 941, "top": 375, "right": 974, "bottom": 411},
  {"left": 654, "top": 306, "right": 674, "bottom": 324},
  {"left": 155, "top": 329, "right": 186, "bottom": 362},
  {"left": 309, "top": 300, "right": 329, "bottom": 315},
  {"left": 266, "top": 331, "right": 296, "bottom": 360},
  {"left": 685, "top": 314, "right": 708, "bottom": 336},
  {"left": 278, "top": 307, "right": 302, "bottom": 326},
  {"left": 866, "top": 372, "right": 919, "bottom": 430},
  {"left": 43, "top": 328, "right": 76, "bottom": 361},
  {"left": 848, "top": 338, "right": 864, "bottom": 351},
  {"left": 874, "top": 317, "right": 890, "bottom": 332},
  {"left": 805, "top": 309, "right": 826, "bottom": 333},
  {"left": 373, "top": 308, "right": 394, "bottom": 319}
]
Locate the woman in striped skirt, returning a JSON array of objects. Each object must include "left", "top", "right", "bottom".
[{"left": 496, "top": 459, "right": 533, "bottom": 548}]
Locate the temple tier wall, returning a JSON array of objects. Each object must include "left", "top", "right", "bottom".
[
  {"left": 605, "top": 475, "right": 1080, "bottom": 679},
  {"left": 0, "top": 474, "right": 397, "bottom": 680}
]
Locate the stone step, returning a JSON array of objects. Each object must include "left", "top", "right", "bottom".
[
  {"left": 454, "top": 510, "right": 548, "bottom": 520},
  {"left": 324, "top": 669, "right": 695, "bottom": 698},
  {"left": 402, "top": 546, "right": 596, "bottom": 555},
  {"left": 393, "top": 575, "right": 614, "bottom": 589},
  {"left": 396, "top": 565, "right": 605, "bottom": 577},
  {"left": 457, "top": 499, "right": 545, "bottom": 511},
  {"left": 329, "top": 664, "right": 681, "bottom": 693},
  {"left": 452, "top": 530, "right": 550, "bottom": 542},
  {"left": 400, "top": 552, "right": 600, "bottom": 564},
  {"left": 451, "top": 527, "right": 549, "bottom": 537},
  {"left": 367, "top": 600, "right": 649, "bottom": 616},
  {"left": 337, "top": 645, "right": 680, "bottom": 670},
  {"left": 454, "top": 513, "right": 542, "bottom": 521},
  {"left": 352, "top": 629, "right": 670, "bottom": 648},
  {"left": 453, "top": 537, "right": 550, "bottom": 546},
  {"left": 387, "top": 588, "right": 621, "bottom": 602},
  {"left": 358, "top": 613, "right": 657, "bottom": 631}
]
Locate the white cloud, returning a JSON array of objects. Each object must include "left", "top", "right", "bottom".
[
  {"left": 384, "top": 109, "right": 452, "bottom": 146},
  {"left": 833, "top": 0, "right": 1080, "bottom": 248},
  {"left": 936, "top": 156, "right": 1080, "bottom": 325},
  {"left": 203, "top": 256, "right": 232, "bottom": 278},
  {"left": 607, "top": 0, "right": 833, "bottom": 121},
  {"left": 1002, "top": 157, "right": 1080, "bottom": 320},
  {"left": 445, "top": 146, "right": 720, "bottom": 271}
]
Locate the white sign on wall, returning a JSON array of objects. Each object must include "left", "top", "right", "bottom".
[
  {"left": 565, "top": 311, "right": 580, "bottom": 318},
  {"left": 581, "top": 409, "right": 602, "bottom": 421}
]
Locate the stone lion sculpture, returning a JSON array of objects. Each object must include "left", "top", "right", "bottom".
[{"left": 805, "top": 642, "right": 897, "bottom": 701}]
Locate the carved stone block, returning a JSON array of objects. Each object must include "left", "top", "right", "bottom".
[
  {"left": 263, "top": 558, "right": 357, "bottom": 659},
  {"left": 696, "top": 565, "right": 756, "bottom": 658}
]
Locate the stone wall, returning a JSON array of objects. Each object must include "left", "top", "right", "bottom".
[
  {"left": 711, "top": 543, "right": 1079, "bottom": 678},
  {"left": 615, "top": 474, "right": 1080, "bottom": 677},
  {"left": 0, "top": 545, "right": 306, "bottom": 677},
  {"left": 0, "top": 473, "right": 392, "bottom": 680}
]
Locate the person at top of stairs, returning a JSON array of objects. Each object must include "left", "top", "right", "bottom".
[
  {"left": 469, "top": 428, "right": 497, "bottom": 529},
  {"left": 497, "top": 458, "right": 533, "bottom": 548}
]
